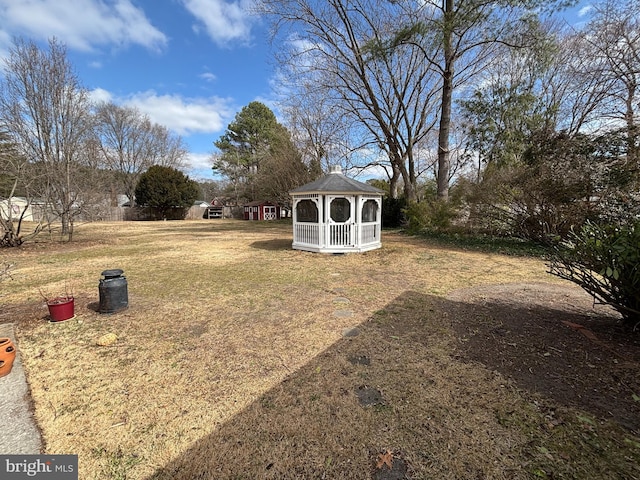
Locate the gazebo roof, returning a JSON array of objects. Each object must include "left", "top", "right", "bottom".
[{"left": 290, "top": 166, "right": 384, "bottom": 195}]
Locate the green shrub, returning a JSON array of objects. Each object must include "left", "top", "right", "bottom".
[
  {"left": 382, "top": 197, "right": 407, "bottom": 228},
  {"left": 548, "top": 220, "right": 640, "bottom": 327},
  {"left": 403, "top": 201, "right": 431, "bottom": 235},
  {"left": 403, "top": 199, "right": 460, "bottom": 235}
]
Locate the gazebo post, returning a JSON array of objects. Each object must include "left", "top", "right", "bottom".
[
  {"left": 356, "top": 195, "right": 362, "bottom": 245},
  {"left": 322, "top": 194, "right": 329, "bottom": 248}
]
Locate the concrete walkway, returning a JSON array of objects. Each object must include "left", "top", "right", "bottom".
[{"left": 0, "top": 323, "right": 42, "bottom": 454}]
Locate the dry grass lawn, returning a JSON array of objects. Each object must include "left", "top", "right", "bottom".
[{"left": 0, "top": 220, "right": 638, "bottom": 479}]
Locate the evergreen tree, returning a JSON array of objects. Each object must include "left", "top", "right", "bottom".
[
  {"left": 213, "top": 101, "right": 310, "bottom": 203},
  {"left": 135, "top": 165, "right": 199, "bottom": 220}
]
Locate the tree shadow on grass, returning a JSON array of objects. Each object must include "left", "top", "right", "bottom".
[
  {"left": 150, "top": 222, "right": 247, "bottom": 235},
  {"left": 447, "top": 283, "right": 640, "bottom": 433},
  {"left": 146, "top": 220, "right": 292, "bottom": 238},
  {"left": 145, "top": 289, "right": 639, "bottom": 480},
  {"left": 250, "top": 238, "right": 293, "bottom": 251}
]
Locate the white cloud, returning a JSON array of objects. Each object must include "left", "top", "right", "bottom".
[
  {"left": 90, "top": 88, "right": 234, "bottom": 176},
  {"left": 90, "top": 88, "right": 233, "bottom": 134},
  {"left": 89, "top": 87, "right": 114, "bottom": 104},
  {"left": 180, "top": 0, "right": 256, "bottom": 45},
  {"left": 0, "top": 0, "right": 167, "bottom": 53},
  {"left": 186, "top": 152, "right": 214, "bottom": 171},
  {"left": 121, "top": 90, "right": 234, "bottom": 136},
  {"left": 199, "top": 72, "right": 217, "bottom": 82},
  {"left": 0, "top": 30, "right": 11, "bottom": 60},
  {"left": 578, "top": 5, "right": 593, "bottom": 17},
  {"left": 349, "top": 164, "right": 388, "bottom": 181}
]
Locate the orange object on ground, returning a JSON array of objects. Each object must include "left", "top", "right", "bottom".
[{"left": 0, "top": 337, "right": 16, "bottom": 378}]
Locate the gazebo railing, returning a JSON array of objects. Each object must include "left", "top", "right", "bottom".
[
  {"left": 360, "top": 223, "right": 379, "bottom": 245},
  {"left": 329, "top": 223, "right": 354, "bottom": 246},
  {"left": 294, "top": 223, "right": 319, "bottom": 246},
  {"left": 295, "top": 222, "right": 380, "bottom": 249}
]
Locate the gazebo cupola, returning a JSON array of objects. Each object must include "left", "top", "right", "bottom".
[{"left": 290, "top": 165, "right": 384, "bottom": 253}]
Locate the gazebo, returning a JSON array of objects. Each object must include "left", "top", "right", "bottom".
[{"left": 290, "top": 166, "right": 384, "bottom": 253}]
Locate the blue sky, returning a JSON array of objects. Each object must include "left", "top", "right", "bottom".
[
  {"left": 0, "top": 0, "right": 273, "bottom": 180},
  {"left": 0, "top": 0, "right": 594, "bottom": 181}
]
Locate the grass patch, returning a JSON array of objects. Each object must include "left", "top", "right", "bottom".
[
  {"left": 92, "top": 446, "right": 142, "bottom": 480},
  {"left": 0, "top": 220, "right": 636, "bottom": 479},
  {"left": 415, "top": 230, "right": 549, "bottom": 257},
  {"left": 496, "top": 401, "right": 639, "bottom": 479}
]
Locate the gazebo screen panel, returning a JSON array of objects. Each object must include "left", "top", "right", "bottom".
[
  {"left": 293, "top": 196, "right": 321, "bottom": 247},
  {"left": 361, "top": 199, "right": 378, "bottom": 223},
  {"left": 360, "top": 198, "right": 380, "bottom": 245},
  {"left": 330, "top": 197, "right": 351, "bottom": 223},
  {"left": 296, "top": 199, "right": 319, "bottom": 223}
]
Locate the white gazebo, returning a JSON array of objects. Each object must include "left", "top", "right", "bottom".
[{"left": 290, "top": 166, "right": 384, "bottom": 253}]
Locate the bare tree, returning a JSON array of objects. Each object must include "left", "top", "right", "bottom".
[
  {"left": 261, "top": 0, "right": 441, "bottom": 201},
  {"left": 389, "top": 0, "right": 570, "bottom": 200},
  {"left": 94, "top": 102, "right": 188, "bottom": 206},
  {"left": 580, "top": 0, "right": 640, "bottom": 161},
  {"left": 283, "top": 87, "right": 395, "bottom": 190},
  {"left": 280, "top": 84, "right": 347, "bottom": 176},
  {"left": 196, "top": 179, "right": 223, "bottom": 203},
  {"left": 94, "top": 103, "right": 145, "bottom": 207},
  {"left": 0, "top": 38, "right": 95, "bottom": 240},
  {"left": 545, "top": 28, "right": 613, "bottom": 136}
]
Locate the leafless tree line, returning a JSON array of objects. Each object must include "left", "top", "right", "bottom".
[
  {"left": 0, "top": 38, "right": 187, "bottom": 245},
  {"left": 265, "top": 0, "right": 639, "bottom": 202},
  {"left": 2, "top": 1, "right": 638, "bottom": 244}
]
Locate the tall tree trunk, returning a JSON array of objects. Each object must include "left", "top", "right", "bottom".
[
  {"left": 403, "top": 177, "right": 416, "bottom": 202},
  {"left": 389, "top": 163, "right": 401, "bottom": 199},
  {"left": 62, "top": 158, "right": 72, "bottom": 237},
  {"left": 437, "top": 0, "right": 454, "bottom": 201},
  {"left": 395, "top": 154, "right": 417, "bottom": 202},
  {"left": 407, "top": 149, "right": 417, "bottom": 192},
  {"left": 626, "top": 85, "right": 638, "bottom": 165}
]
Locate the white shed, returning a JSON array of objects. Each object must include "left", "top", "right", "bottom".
[
  {"left": 290, "top": 166, "right": 384, "bottom": 253},
  {"left": 0, "top": 197, "right": 34, "bottom": 221}
]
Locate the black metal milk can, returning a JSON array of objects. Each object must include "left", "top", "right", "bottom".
[{"left": 99, "top": 269, "right": 128, "bottom": 313}]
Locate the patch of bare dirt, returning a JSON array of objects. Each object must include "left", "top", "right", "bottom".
[
  {"left": 448, "top": 282, "right": 640, "bottom": 434},
  {"left": 0, "top": 301, "right": 48, "bottom": 330},
  {"left": 0, "top": 294, "right": 101, "bottom": 330}
]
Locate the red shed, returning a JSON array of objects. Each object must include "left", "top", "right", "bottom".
[{"left": 243, "top": 200, "right": 281, "bottom": 221}]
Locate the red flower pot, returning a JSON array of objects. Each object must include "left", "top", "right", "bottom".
[
  {"left": 0, "top": 338, "right": 16, "bottom": 378},
  {"left": 47, "top": 297, "right": 75, "bottom": 322}
]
